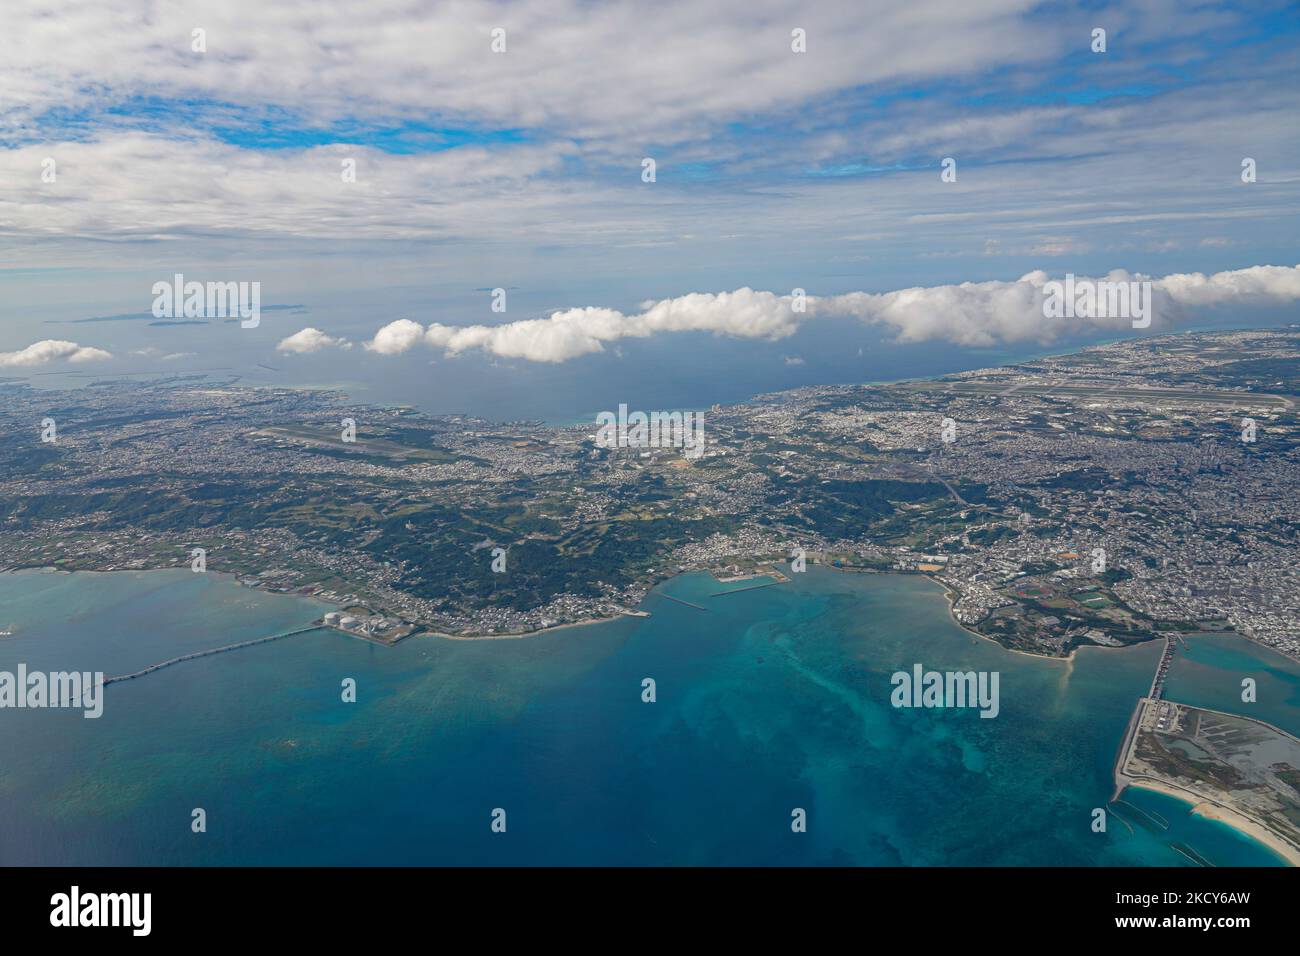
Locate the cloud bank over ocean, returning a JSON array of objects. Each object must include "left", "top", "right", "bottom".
[{"left": 332, "top": 264, "right": 1300, "bottom": 363}]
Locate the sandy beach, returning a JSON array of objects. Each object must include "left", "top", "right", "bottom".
[{"left": 1126, "top": 779, "right": 1300, "bottom": 867}]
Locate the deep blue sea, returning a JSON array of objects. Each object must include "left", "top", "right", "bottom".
[{"left": 0, "top": 566, "right": 1293, "bottom": 865}]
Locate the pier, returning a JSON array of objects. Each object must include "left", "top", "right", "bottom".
[
  {"left": 709, "top": 580, "right": 780, "bottom": 597},
  {"left": 654, "top": 592, "right": 708, "bottom": 611},
  {"left": 104, "top": 623, "right": 323, "bottom": 686}
]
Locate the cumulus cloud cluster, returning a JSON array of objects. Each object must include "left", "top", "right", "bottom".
[
  {"left": 332, "top": 264, "right": 1300, "bottom": 363},
  {"left": 0, "top": 339, "right": 112, "bottom": 367},
  {"left": 407, "top": 289, "right": 804, "bottom": 362},
  {"left": 276, "top": 327, "right": 351, "bottom": 353}
]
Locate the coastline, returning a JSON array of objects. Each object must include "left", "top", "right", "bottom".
[
  {"left": 1124, "top": 779, "right": 1300, "bottom": 867},
  {"left": 0, "top": 564, "right": 1277, "bottom": 669},
  {"left": 6, "top": 561, "right": 1300, "bottom": 867},
  {"left": 0, "top": 562, "right": 1194, "bottom": 657},
  {"left": 421, "top": 612, "right": 640, "bottom": 641},
  {"left": 0, "top": 564, "right": 648, "bottom": 643},
  {"left": 924, "top": 574, "right": 1078, "bottom": 663}
]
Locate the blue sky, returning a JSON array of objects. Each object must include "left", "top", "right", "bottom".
[{"left": 1, "top": 0, "right": 1298, "bottom": 384}]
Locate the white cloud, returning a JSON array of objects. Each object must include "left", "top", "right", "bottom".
[
  {"left": 392, "top": 288, "right": 803, "bottom": 363},
  {"left": 0, "top": 1, "right": 1058, "bottom": 143},
  {"left": 131, "top": 347, "right": 197, "bottom": 360},
  {"left": 277, "top": 327, "right": 350, "bottom": 353},
  {"left": 0, "top": 1, "right": 1295, "bottom": 311},
  {"left": 0, "top": 339, "right": 112, "bottom": 367},
  {"left": 365, "top": 319, "right": 427, "bottom": 355},
  {"left": 0, "top": 134, "right": 573, "bottom": 243},
  {"left": 1154, "top": 264, "right": 1300, "bottom": 307},
  {"left": 823, "top": 264, "right": 1300, "bottom": 346},
  {"left": 362, "top": 264, "right": 1300, "bottom": 361},
  {"left": 0, "top": 3, "right": 1288, "bottom": 260}
]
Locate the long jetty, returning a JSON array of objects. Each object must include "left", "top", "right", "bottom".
[
  {"left": 1112, "top": 699, "right": 1147, "bottom": 802},
  {"left": 1111, "top": 638, "right": 1177, "bottom": 800},
  {"left": 655, "top": 593, "right": 707, "bottom": 611},
  {"left": 104, "top": 623, "right": 323, "bottom": 686},
  {"left": 710, "top": 580, "right": 780, "bottom": 597}
]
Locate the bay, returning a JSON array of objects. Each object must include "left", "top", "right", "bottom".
[{"left": 0, "top": 565, "right": 1290, "bottom": 865}]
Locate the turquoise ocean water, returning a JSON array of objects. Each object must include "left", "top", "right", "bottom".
[{"left": 0, "top": 566, "right": 1293, "bottom": 866}]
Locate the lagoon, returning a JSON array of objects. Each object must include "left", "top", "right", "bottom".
[{"left": 0, "top": 565, "right": 1291, "bottom": 865}]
